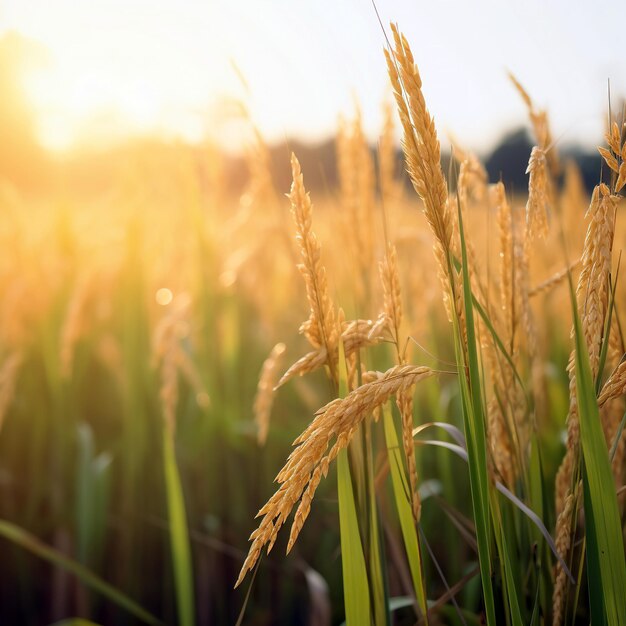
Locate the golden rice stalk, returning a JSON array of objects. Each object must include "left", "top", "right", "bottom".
[
  {"left": 576, "top": 184, "right": 617, "bottom": 376},
  {"left": 174, "top": 346, "right": 210, "bottom": 410},
  {"left": 601, "top": 397, "right": 624, "bottom": 468},
  {"left": 341, "top": 318, "right": 386, "bottom": 355},
  {"left": 525, "top": 147, "right": 550, "bottom": 242},
  {"left": 518, "top": 156, "right": 549, "bottom": 412},
  {"left": 493, "top": 182, "right": 515, "bottom": 344},
  {"left": 289, "top": 154, "right": 338, "bottom": 377},
  {"left": 607, "top": 313, "right": 624, "bottom": 370},
  {"left": 379, "top": 241, "right": 422, "bottom": 518},
  {"left": 254, "top": 343, "right": 286, "bottom": 446},
  {"left": 352, "top": 109, "right": 377, "bottom": 273},
  {"left": 605, "top": 121, "right": 622, "bottom": 156},
  {"left": 379, "top": 99, "right": 401, "bottom": 207},
  {"left": 487, "top": 396, "right": 514, "bottom": 486},
  {"left": 555, "top": 186, "right": 616, "bottom": 489},
  {"left": 561, "top": 160, "right": 589, "bottom": 238},
  {"left": 336, "top": 110, "right": 377, "bottom": 304},
  {"left": 153, "top": 296, "right": 192, "bottom": 436},
  {"left": 0, "top": 350, "right": 24, "bottom": 432},
  {"left": 235, "top": 364, "right": 434, "bottom": 587},
  {"left": 397, "top": 388, "right": 421, "bottom": 521},
  {"left": 385, "top": 25, "right": 453, "bottom": 307},
  {"left": 598, "top": 146, "right": 619, "bottom": 174},
  {"left": 552, "top": 482, "right": 582, "bottom": 626},
  {"left": 600, "top": 120, "right": 626, "bottom": 193},
  {"left": 368, "top": 313, "right": 392, "bottom": 342},
  {"left": 508, "top": 72, "right": 560, "bottom": 176},
  {"left": 508, "top": 71, "right": 533, "bottom": 110},
  {"left": 380, "top": 244, "right": 403, "bottom": 345},
  {"left": 275, "top": 349, "right": 328, "bottom": 389},
  {"left": 598, "top": 359, "right": 626, "bottom": 408},
  {"left": 362, "top": 369, "right": 383, "bottom": 422},
  {"left": 277, "top": 318, "right": 388, "bottom": 390},
  {"left": 456, "top": 151, "right": 488, "bottom": 205},
  {"left": 514, "top": 232, "right": 533, "bottom": 357},
  {"left": 553, "top": 183, "right": 617, "bottom": 618},
  {"left": 529, "top": 260, "right": 581, "bottom": 298}
]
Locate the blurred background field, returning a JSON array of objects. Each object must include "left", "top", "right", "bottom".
[{"left": 0, "top": 2, "right": 625, "bottom": 625}]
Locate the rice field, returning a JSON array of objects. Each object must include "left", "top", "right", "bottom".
[{"left": 0, "top": 20, "right": 625, "bottom": 626}]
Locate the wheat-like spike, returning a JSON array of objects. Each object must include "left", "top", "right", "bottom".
[
  {"left": 336, "top": 110, "right": 377, "bottom": 306},
  {"left": 276, "top": 349, "right": 328, "bottom": 389},
  {"left": 352, "top": 108, "right": 377, "bottom": 279},
  {"left": 289, "top": 154, "right": 338, "bottom": 376},
  {"left": 174, "top": 345, "right": 210, "bottom": 409},
  {"left": 529, "top": 260, "right": 581, "bottom": 298},
  {"left": 577, "top": 184, "right": 617, "bottom": 376},
  {"left": 508, "top": 71, "right": 533, "bottom": 110},
  {"left": 254, "top": 342, "right": 286, "bottom": 446},
  {"left": 153, "top": 297, "right": 192, "bottom": 437},
  {"left": 397, "top": 388, "right": 421, "bottom": 521},
  {"left": 525, "top": 147, "right": 550, "bottom": 242},
  {"left": 552, "top": 482, "right": 582, "bottom": 626},
  {"left": 379, "top": 99, "right": 400, "bottom": 207},
  {"left": 342, "top": 318, "right": 386, "bottom": 354},
  {"left": 235, "top": 364, "right": 434, "bottom": 587},
  {"left": 487, "top": 396, "right": 514, "bottom": 485},
  {"left": 607, "top": 313, "right": 624, "bottom": 370},
  {"left": 553, "top": 183, "right": 618, "bottom": 612},
  {"left": 508, "top": 72, "right": 560, "bottom": 176},
  {"left": 554, "top": 188, "right": 616, "bottom": 474},
  {"left": 385, "top": 25, "right": 453, "bottom": 317},
  {"left": 276, "top": 318, "right": 387, "bottom": 390},
  {"left": 561, "top": 160, "right": 589, "bottom": 238},
  {"left": 493, "top": 182, "right": 515, "bottom": 345},
  {"left": 598, "top": 359, "right": 626, "bottom": 408},
  {"left": 379, "top": 239, "right": 422, "bottom": 517},
  {"left": 380, "top": 244, "right": 403, "bottom": 345},
  {"left": 601, "top": 397, "right": 624, "bottom": 469},
  {"left": 457, "top": 152, "right": 488, "bottom": 205},
  {"left": 336, "top": 115, "right": 364, "bottom": 298},
  {"left": 387, "top": 29, "right": 451, "bottom": 250}
]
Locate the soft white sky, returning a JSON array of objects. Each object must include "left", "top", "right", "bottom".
[{"left": 1, "top": 0, "right": 624, "bottom": 152}]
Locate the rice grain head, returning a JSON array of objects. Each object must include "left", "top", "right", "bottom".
[{"left": 235, "top": 364, "right": 434, "bottom": 587}]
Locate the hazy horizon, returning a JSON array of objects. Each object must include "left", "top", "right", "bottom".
[{"left": 1, "top": 0, "right": 624, "bottom": 154}]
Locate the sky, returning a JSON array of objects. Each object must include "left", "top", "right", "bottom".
[{"left": 0, "top": 0, "right": 624, "bottom": 153}]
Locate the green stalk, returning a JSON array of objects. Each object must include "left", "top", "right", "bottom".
[
  {"left": 382, "top": 404, "right": 428, "bottom": 621},
  {"left": 570, "top": 288, "right": 626, "bottom": 625},
  {"left": 364, "top": 416, "right": 389, "bottom": 626},
  {"left": 453, "top": 200, "right": 496, "bottom": 625},
  {"left": 0, "top": 519, "right": 162, "bottom": 625},
  {"left": 337, "top": 342, "right": 371, "bottom": 625},
  {"left": 163, "top": 429, "right": 195, "bottom": 626}
]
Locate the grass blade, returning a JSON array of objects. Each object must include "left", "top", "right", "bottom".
[
  {"left": 0, "top": 519, "right": 162, "bottom": 625},
  {"left": 337, "top": 450, "right": 372, "bottom": 625},
  {"left": 163, "top": 429, "right": 196, "bottom": 626},
  {"left": 383, "top": 404, "right": 428, "bottom": 620},
  {"left": 454, "top": 196, "right": 496, "bottom": 625},
  {"left": 571, "top": 289, "right": 626, "bottom": 625},
  {"left": 337, "top": 340, "right": 371, "bottom": 625}
]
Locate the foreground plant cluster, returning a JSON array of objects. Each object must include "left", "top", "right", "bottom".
[
  {"left": 238, "top": 25, "right": 626, "bottom": 626},
  {"left": 0, "top": 22, "right": 624, "bottom": 626}
]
